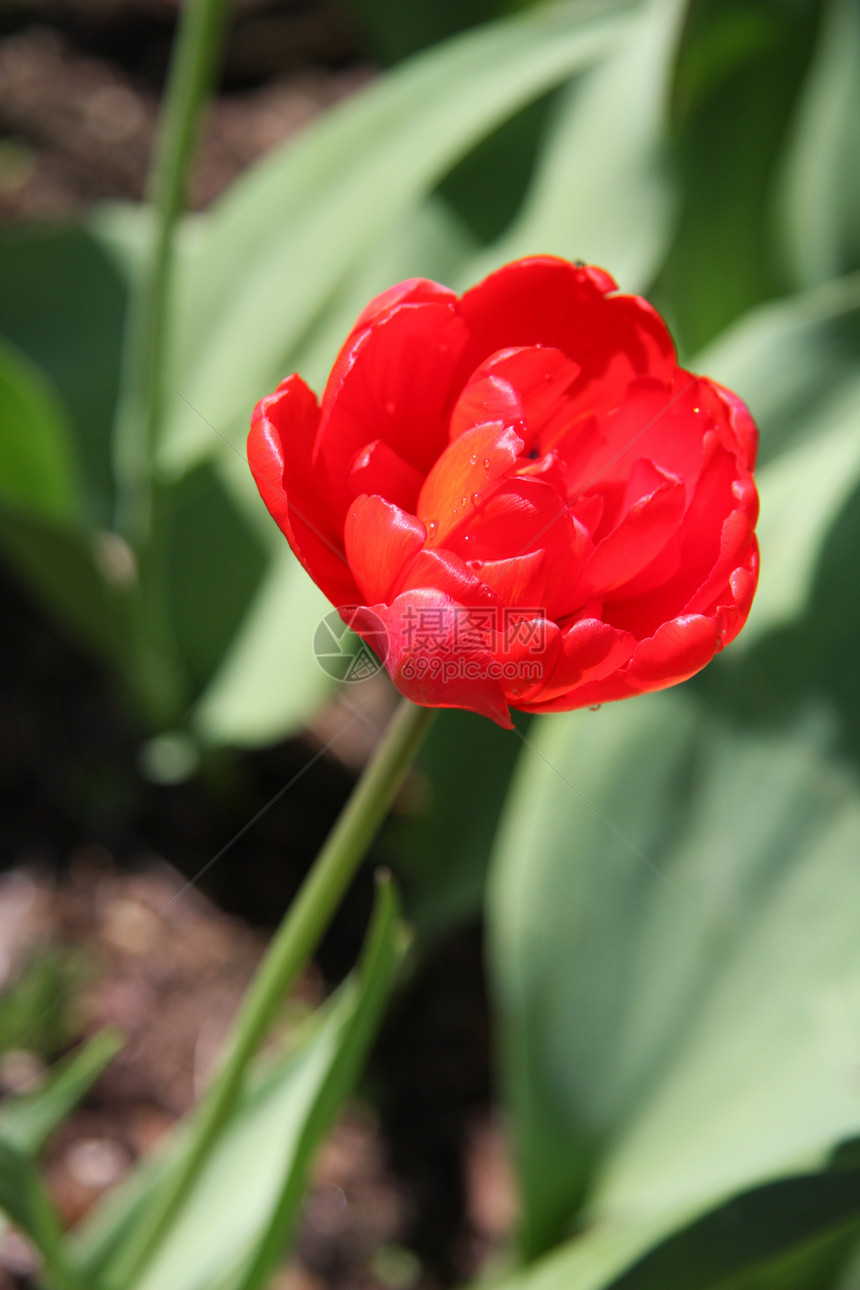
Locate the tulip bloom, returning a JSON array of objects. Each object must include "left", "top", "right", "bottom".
[{"left": 249, "top": 257, "right": 759, "bottom": 728}]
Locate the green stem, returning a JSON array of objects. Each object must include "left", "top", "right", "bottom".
[
  {"left": 105, "top": 699, "right": 436, "bottom": 1290},
  {"left": 113, "top": 0, "right": 232, "bottom": 545}
]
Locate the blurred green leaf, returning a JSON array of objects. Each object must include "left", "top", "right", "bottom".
[
  {"left": 490, "top": 1165, "right": 860, "bottom": 1290},
  {"left": 341, "top": 0, "right": 508, "bottom": 64},
  {"left": 159, "top": 0, "right": 638, "bottom": 473},
  {"left": 489, "top": 693, "right": 860, "bottom": 1263},
  {"left": 192, "top": 544, "right": 332, "bottom": 747},
  {"left": 0, "top": 1030, "right": 123, "bottom": 1158},
  {"left": 0, "top": 508, "right": 131, "bottom": 667},
  {"left": 655, "top": 0, "right": 819, "bottom": 354},
  {"left": 466, "top": 0, "right": 682, "bottom": 292},
  {"left": 229, "top": 874, "right": 403, "bottom": 1290},
  {"left": 774, "top": 0, "right": 860, "bottom": 291},
  {"left": 0, "top": 339, "right": 81, "bottom": 524},
  {"left": 162, "top": 460, "right": 268, "bottom": 698},
  {"left": 286, "top": 194, "right": 478, "bottom": 396},
  {"left": 0, "top": 1138, "right": 77, "bottom": 1288},
  {"left": 0, "top": 224, "right": 127, "bottom": 526},
  {"left": 0, "top": 950, "right": 91, "bottom": 1062},
  {"left": 75, "top": 881, "right": 404, "bottom": 1290}
]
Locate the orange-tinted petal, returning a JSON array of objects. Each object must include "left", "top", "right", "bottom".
[
  {"left": 343, "top": 495, "right": 426, "bottom": 604},
  {"left": 418, "top": 422, "right": 524, "bottom": 547}
]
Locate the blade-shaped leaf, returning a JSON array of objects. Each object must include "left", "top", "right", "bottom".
[
  {"left": 0, "top": 223, "right": 127, "bottom": 526},
  {"left": 0, "top": 1138, "right": 81, "bottom": 1290},
  {"left": 159, "top": 0, "right": 638, "bottom": 472},
  {"left": 490, "top": 1166, "right": 860, "bottom": 1290},
  {"left": 489, "top": 693, "right": 860, "bottom": 1260},
  {"left": 192, "top": 543, "right": 333, "bottom": 747},
  {"left": 774, "top": 0, "right": 860, "bottom": 290},
  {"left": 74, "top": 879, "right": 403, "bottom": 1290},
  {"left": 0, "top": 339, "right": 82, "bottom": 525},
  {"left": 0, "top": 1030, "right": 124, "bottom": 1158},
  {"left": 465, "top": 0, "right": 682, "bottom": 292}
]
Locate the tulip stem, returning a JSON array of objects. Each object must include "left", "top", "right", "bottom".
[
  {"left": 105, "top": 698, "right": 436, "bottom": 1290},
  {"left": 113, "top": 0, "right": 232, "bottom": 545}
]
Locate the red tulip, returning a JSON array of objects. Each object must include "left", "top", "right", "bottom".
[{"left": 249, "top": 257, "right": 759, "bottom": 728}]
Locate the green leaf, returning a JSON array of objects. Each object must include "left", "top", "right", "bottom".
[
  {"left": 0, "top": 223, "right": 128, "bottom": 526},
  {"left": 466, "top": 0, "right": 682, "bottom": 292},
  {"left": 0, "top": 1138, "right": 79, "bottom": 1289},
  {"left": 654, "top": 0, "right": 819, "bottom": 353},
  {"left": 0, "top": 1030, "right": 124, "bottom": 1157},
  {"left": 0, "top": 508, "right": 132, "bottom": 667},
  {"left": 489, "top": 693, "right": 860, "bottom": 1263},
  {"left": 159, "top": 0, "right": 638, "bottom": 473},
  {"left": 490, "top": 1167, "right": 860, "bottom": 1290},
  {"left": 229, "top": 873, "right": 404, "bottom": 1290},
  {"left": 0, "top": 339, "right": 82, "bottom": 524},
  {"left": 774, "top": 0, "right": 860, "bottom": 290},
  {"left": 192, "top": 543, "right": 333, "bottom": 747},
  {"left": 162, "top": 460, "right": 268, "bottom": 699},
  {"left": 74, "top": 879, "right": 404, "bottom": 1290}
]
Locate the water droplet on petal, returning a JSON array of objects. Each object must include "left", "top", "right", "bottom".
[
  {"left": 471, "top": 491, "right": 482, "bottom": 508},
  {"left": 428, "top": 519, "right": 438, "bottom": 536},
  {"left": 460, "top": 496, "right": 468, "bottom": 509},
  {"left": 483, "top": 458, "right": 491, "bottom": 470},
  {"left": 451, "top": 507, "right": 458, "bottom": 516},
  {"left": 692, "top": 406, "right": 700, "bottom": 414},
  {"left": 469, "top": 454, "right": 478, "bottom": 466}
]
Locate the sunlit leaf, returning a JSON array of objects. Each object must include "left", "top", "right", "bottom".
[{"left": 159, "top": 0, "right": 638, "bottom": 473}]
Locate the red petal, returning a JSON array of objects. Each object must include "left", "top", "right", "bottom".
[
  {"left": 348, "top": 439, "right": 424, "bottom": 512},
  {"left": 353, "top": 590, "right": 513, "bottom": 727},
  {"left": 714, "top": 545, "right": 759, "bottom": 646},
  {"left": 450, "top": 346, "right": 580, "bottom": 449},
  {"left": 472, "top": 550, "right": 547, "bottom": 608},
  {"left": 343, "top": 495, "right": 426, "bottom": 604},
  {"left": 685, "top": 506, "right": 755, "bottom": 617},
  {"left": 348, "top": 277, "right": 458, "bottom": 339},
  {"left": 497, "top": 616, "right": 562, "bottom": 705},
  {"left": 523, "top": 614, "right": 717, "bottom": 712},
  {"left": 452, "top": 477, "right": 588, "bottom": 620},
  {"left": 526, "top": 618, "right": 636, "bottom": 706},
  {"left": 418, "top": 422, "right": 523, "bottom": 547},
  {"left": 628, "top": 614, "right": 718, "bottom": 685},
  {"left": 448, "top": 371, "right": 525, "bottom": 443},
  {"left": 575, "top": 460, "right": 686, "bottom": 599},
  {"left": 607, "top": 425, "right": 757, "bottom": 637},
  {"left": 248, "top": 375, "right": 358, "bottom": 607},
  {"left": 396, "top": 546, "right": 501, "bottom": 607},
  {"left": 709, "top": 380, "right": 759, "bottom": 470},
  {"left": 561, "top": 371, "right": 707, "bottom": 510},
  {"left": 315, "top": 300, "right": 470, "bottom": 511},
  {"left": 457, "top": 257, "right": 675, "bottom": 421}
]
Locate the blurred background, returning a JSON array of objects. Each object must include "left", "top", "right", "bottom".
[{"left": 1, "top": 0, "right": 859, "bottom": 1287}]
